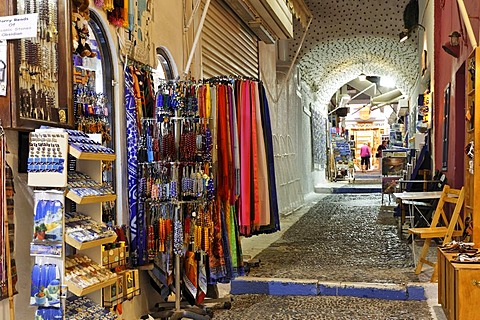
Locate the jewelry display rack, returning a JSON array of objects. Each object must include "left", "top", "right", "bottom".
[
  {"left": 138, "top": 111, "right": 213, "bottom": 320},
  {"left": 0, "top": 120, "right": 15, "bottom": 320},
  {"left": 136, "top": 84, "right": 232, "bottom": 318}
]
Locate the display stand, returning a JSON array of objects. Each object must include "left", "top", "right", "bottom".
[
  {"left": 27, "top": 128, "right": 118, "bottom": 318},
  {"left": 0, "top": 122, "right": 15, "bottom": 320},
  {"left": 138, "top": 111, "right": 215, "bottom": 319},
  {"left": 65, "top": 131, "right": 118, "bottom": 305},
  {"left": 135, "top": 80, "right": 234, "bottom": 318},
  {"left": 329, "top": 135, "right": 352, "bottom": 182},
  {"left": 381, "top": 149, "right": 408, "bottom": 205}
]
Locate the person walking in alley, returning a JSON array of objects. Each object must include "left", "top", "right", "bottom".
[
  {"left": 359, "top": 142, "right": 370, "bottom": 172},
  {"left": 376, "top": 140, "right": 388, "bottom": 159},
  {"left": 366, "top": 142, "right": 372, "bottom": 170}
]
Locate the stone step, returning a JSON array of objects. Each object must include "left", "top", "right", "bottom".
[
  {"left": 315, "top": 185, "right": 381, "bottom": 194},
  {"left": 230, "top": 277, "right": 425, "bottom": 301}
]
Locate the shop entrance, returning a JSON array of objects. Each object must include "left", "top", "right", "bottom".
[
  {"left": 72, "top": 11, "right": 116, "bottom": 222},
  {"left": 351, "top": 127, "right": 383, "bottom": 170}
]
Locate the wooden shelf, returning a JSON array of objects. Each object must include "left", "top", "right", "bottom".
[
  {"left": 66, "top": 190, "right": 116, "bottom": 204},
  {"left": 66, "top": 277, "right": 117, "bottom": 297},
  {"left": 65, "top": 234, "right": 117, "bottom": 250},
  {"left": 69, "top": 146, "right": 116, "bottom": 161}
]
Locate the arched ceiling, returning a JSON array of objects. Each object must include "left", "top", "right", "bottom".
[{"left": 292, "top": 0, "right": 420, "bottom": 106}]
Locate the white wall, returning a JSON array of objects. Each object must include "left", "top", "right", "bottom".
[{"left": 259, "top": 41, "right": 318, "bottom": 215}]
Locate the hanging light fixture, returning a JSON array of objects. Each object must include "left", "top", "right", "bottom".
[
  {"left": 358, "top": 62, "right": 366, "bottom": 81},
  {"left": 399, "top": 29, "right": 410, "bottom": 42}
]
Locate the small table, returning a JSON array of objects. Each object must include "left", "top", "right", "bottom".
[
  {"left": 393, "top": 191, "right": 443, "bottom": 265},
  {"left": 393, "top": 191, "right": 443, "bottom": 232},
  {"left": 393, "top": 191, "right": 443, "bottom": 201},
  {"left": 397, "top": 180, "right": 442, "bottom": 192}
]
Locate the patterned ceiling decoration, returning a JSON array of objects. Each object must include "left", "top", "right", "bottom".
[{"left": 292, "top": 0, "right": 419, "bottom": 106}]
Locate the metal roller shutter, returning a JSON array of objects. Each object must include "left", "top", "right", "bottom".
[{"left": 202, "top": 0, "right": 259, "bottom": 79}]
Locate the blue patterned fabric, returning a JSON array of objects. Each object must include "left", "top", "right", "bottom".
[{"left": 125, "top": 69, "right": 140, "bottom": 265}]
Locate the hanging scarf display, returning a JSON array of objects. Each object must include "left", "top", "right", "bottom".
[{"left": 125, "top": 75, "right": 279, "bottom": 306}]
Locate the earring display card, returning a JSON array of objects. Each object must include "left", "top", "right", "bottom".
[{"left": 27, "top": 130, "right": 68, "bottom": 187}]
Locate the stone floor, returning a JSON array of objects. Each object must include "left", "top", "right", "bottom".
[
  {"left": 247, "top": 193, "right": 432, "bottom": 284},
  {"left": 211, "top": 192, "right": 442, "bottom": 319},
  {"left": 212, "top": 294, "right": 433, "bottom": 320}
]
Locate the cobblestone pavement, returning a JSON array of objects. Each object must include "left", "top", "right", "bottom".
[
  {"left": 212, "top": 294, "right": 432, "bottom": 320},
  {"left": 248, "top": 194, "right": 422, "bottom": 284}
]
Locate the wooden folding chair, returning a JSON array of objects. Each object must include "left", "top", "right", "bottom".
[{"left": 408, "top": 185, "right": 465, "bottom": 282}]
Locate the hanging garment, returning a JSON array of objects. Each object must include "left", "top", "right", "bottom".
[
  {"left": 250, "top": 80, "right": 260, "bottom": 231},
  {"left": 229, "top": 84, "right": 240, "bottom": 200},
  {"left": 125, "top": 67, "right": 141, "bottom": 265},
  {"left": 238, "top": 80, "right": 252, "bottom": 236},
  {"left": 216, "top": 84, "right": 231, "bottom": 202},
  {"left": 183, "top": 250, "right": 197, "bottom": 305},
  {"left": 210, "top": 85, "right": 218, "bottom": 164},
  {"left": 255, "top": 82, "right": 280, "bottom": 234},
  {"left": 136, "top": 177, "right": 147, "bottom": 265},
  {"left": 225, "top": 84, "right": 242, "bottom": 275},
  {"left": 253, "top": 81, "right": 271, "bottom": 227},
  {"left": 208, "top": 202, "right": 227, "bottom": 283},
  {"left": 143, "top": 70, "right": 155, "bottom": 118},
  {"left": 132, "top": 67, "right": 144, "bottom": 132}
]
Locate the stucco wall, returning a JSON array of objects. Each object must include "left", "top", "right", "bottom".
[{"left": 259, "top": 41, "right": 315, "bottom": 214}]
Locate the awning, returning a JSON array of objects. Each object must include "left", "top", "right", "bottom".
[{"left": 286, "top": 0, "right": 312, "bottom": 28}]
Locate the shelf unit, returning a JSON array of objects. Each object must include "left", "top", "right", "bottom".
[
  {"left": 27, "top": 129, "right": 119, "bottom": 312},
  {"left": 66, "top": 274, "right": 117, "bottom": 297},
  {"left": 65, "top": 234, "right": 117, "bottom": 251},
  {"left": 465, "top": 48, "right": 480, "bottom": 246},
  {"left": 66, "top": 142, "right": 117, "bottom": 304}
]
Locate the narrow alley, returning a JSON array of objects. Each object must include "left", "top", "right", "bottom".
[{"left": 211, "top": 188, "right": 443, "bottom": 320}]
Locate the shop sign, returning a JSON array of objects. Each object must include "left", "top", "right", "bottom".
[
  {"left": 350, "top": 122, "right": 384, "bottom": 129},
  {"left": 0, "top": 14, "right": 38, "bottom": 40},
  {"left": 359, "top": 106, "right": 371, "bottom": 120},
  {"left": 418, "top": 92, "right": 431, "bottom": 126}
]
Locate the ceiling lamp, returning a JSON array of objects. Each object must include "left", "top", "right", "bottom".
[
  {"left": 442, "top": 31, "right": 461, "bottom": 58},
  {"left": 380, "top": 76, "right": 395, "bottom": 88},
  {"left": 399, "top": 29, "right": 410, "bottom": 42},
  {"left": 399, "top": 24, "right": 425, "bottom": 43},
  {"left": 358, "top": 73, "right": 367, "bottom": 81}
]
